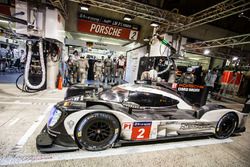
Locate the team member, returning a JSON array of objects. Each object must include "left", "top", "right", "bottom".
[
  {"left": 20, "top": 49, "right": 26, "bottom": 70},
  {"left": 111, "top": 57, "right": 117, "bottom": 83},
  {"left": 94, "top": 58, "right": 104, "bottom": 83},
  {"left": 77, "top": 55, "right": 89, "bottom": 84},
  {"left": 104, "top": 55, "right": 112, "bottom": 83},
  {"left": 180, "top": 67, "right": 195, "bottom": 84},
  {"left": 117, "top": 55, "right": 126, "bottom": 84},
  {"left": 205, "top": 68, "right": 217, "bottom": 99},
  {"left": 67, "top": 55, "right": 78, "bottom": 84}
]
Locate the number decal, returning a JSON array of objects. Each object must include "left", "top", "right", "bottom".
[
  {"left": 137, "top": 128, "right": 145, "bottom": 138},
  {"left": 131, "top": 32, "right": 136, "bottom": 39},
  {"left": 129, "top": 30, "right": 138, "bottom": 40},
  {"left": 131, "top": 122, "right": 151, "bottom": 140}
]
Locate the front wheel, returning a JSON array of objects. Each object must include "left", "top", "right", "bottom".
[
  {"left": 215, "top": 113, "right": 238, "bottom": 139},
  {"left": 75, "top": 113, "right": 120, "bottom": 151}
]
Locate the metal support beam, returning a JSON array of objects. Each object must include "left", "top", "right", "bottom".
[
  {"left": 166, "top": 0, "right": 250, "bottom": 33},
  {"left": 184, "top": 33, "right": 250, "bottom": 50},
  {"left": 70, "top": 0, "right": 249, "bottom": 34},
  {"left": 70, "top": 0, "right": 191, "bottom": 27},
  {"left": 49, "top": 0, "right": 68, "bottom": 18}
]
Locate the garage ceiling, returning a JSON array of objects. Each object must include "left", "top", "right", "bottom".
[{"left": 160, "top": 0, "right": 250, "bottom": 34}]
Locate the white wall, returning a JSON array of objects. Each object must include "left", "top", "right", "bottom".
[
  {"left": 45, "top": 8, "right": 65, "bottom": 43},
  {"left": 125, "top": 46, "right": 147, "bottom": 83}
]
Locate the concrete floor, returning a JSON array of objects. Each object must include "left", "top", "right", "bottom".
[{"left": 0, "top": 83, "right": 249, "bottom": 167}]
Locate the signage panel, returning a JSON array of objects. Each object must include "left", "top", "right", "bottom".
[{"left": 78, "top": 13, "right": 140, "bottom": 41}]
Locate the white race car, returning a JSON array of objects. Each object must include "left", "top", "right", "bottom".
[{"left": 36, "top": 83, "right": 249, "bottom": 152}]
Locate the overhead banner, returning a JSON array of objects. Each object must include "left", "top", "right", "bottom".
[{"left": 77, "top": 13, "right": 140, "bottom": 41}]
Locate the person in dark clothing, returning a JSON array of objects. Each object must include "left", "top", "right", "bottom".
[
  {"left": 194, "top": 66, "right": 203, "bottom": 85},
  {"left": 87, "top": 55, "right": 95, "bottom": 80},
  {"left": 157, "top": 58, "right": 168, "bottom": 80}
]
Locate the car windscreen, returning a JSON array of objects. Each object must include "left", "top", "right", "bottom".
[{"left": 98, "top": 86, "right": 129, "bottom": 103}]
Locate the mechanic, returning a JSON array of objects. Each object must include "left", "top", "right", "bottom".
[
  {"left": 168, "top": 65, "right": 176, "bottom": 83},
  {"left": 149, "top": 66, "right": 158, "bottom": 81},
  {"left": 20, "top": 49, "right": 26, "bottom": 70},
  {"left": 94, "top": 58, "right": 104, "bottom": 83},
  {"left": 111, "top": 57, "right": 117, "bottom": 84},
  {"left": 77, "top": 54, "right": 89, "bottom": 84},
  {"left": 67, "top": 55, "right": 78, "bottom": 84},
  {"left": 205, "top": 68, "right": 218, "bottom": 99},
  {"left": 179, "top": 67, "right": 195, "bottom": 84},
  {"left": 103, "top": 55, "right": 112, "bottom": 83},
  {"left": 157, "top": 58, "right": 168, "bottom": 80},
  {"left": 117, "top": 55, "right": 126, "bottom": 84}
]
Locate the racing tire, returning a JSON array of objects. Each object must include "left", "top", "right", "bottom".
[
  {"left": 215, "top": 112, "right": 238, "bottom": 139},
  {"left": 75, "top": 113, "right": 120, "bottom": 151}
]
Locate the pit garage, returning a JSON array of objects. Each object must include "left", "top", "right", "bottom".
[{"left": 0, "top": 0, "right": 250, "bottom": 167}]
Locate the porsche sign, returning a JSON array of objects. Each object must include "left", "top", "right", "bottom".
[{"left": 78, "top": 13, "right": 140, "bottom": 41}]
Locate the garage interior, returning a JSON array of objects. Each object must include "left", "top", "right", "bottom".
[{"left": 0, "top": 0, "right": 250, "bottom": 166}]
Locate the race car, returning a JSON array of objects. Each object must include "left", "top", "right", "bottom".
[{"left": 36, "top": 83, "right": 249, "bottom": 152}]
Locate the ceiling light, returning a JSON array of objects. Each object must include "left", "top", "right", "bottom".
[
  {"left": 123, "top": 15, "right": 133, "bottom": 21},
  {"left": 238, "top": 12, "right": 244, "bottom": 18},
  {"left": 150, "top": 22, "right": 160, "bottom": 27},
  {"left": 232, "top": 56, "right": 238, "bottom": 61},
  {"left": 80, "top": 5, "right": 89, "bottom": 11},
  {"left": 203, "top": 49, "right": 210, "bottom": 55}
]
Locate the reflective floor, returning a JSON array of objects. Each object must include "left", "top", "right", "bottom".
[{"left": 0, "top": 83, "right": 249, "bottom": 167}]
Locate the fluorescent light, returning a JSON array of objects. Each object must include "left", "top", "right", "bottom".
[
  {"left": 80, "top": 37, "right": 99, "bottom": 43},
  {"left": 150, "top": 22, "right": 159, "bottom": 27},
  {"left": 80, "top": 5, "right": 89, "bottom": 11},
  {"left": 203, "top": 49, "right": 210, "bottom": 55},
  {"left": 123, "top": 15, "right": 133, "bottom": 21},
  {"left": 103, "top": 41, "right": 121, "bottom": 45},
  {"left": 0, "top": 20, "right": 9, "bottom": 24}
]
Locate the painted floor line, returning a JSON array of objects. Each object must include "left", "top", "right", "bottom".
[
  {"left": 8, "top": 118, "right": 20, "bottom": 127},
  {"left": 0, "top": 101, "right": 32, "bottom": 105},
  {"left": 0, "top": 138, "right": 233, "bottom": 166},
  {"left": 14, "top": 104, "right": 53, "bottom": 148},
  {"left": 0, "top": 96, "right": 62, "bottom": 101}
]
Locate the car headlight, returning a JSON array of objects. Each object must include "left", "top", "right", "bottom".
[{"left": 48, "top": 107, "right": 62, "bottom": 127}]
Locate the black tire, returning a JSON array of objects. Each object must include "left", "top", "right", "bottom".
[
  {"left": 75, "top": 113, "right": 120, "bottom": 151},
  {"left": 215, "top": 112, "right": 238, "bottom": 139}
]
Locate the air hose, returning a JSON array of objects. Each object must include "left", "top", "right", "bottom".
[
  {"left": 154, "top": 35, "right": 177, "bottom": 75},
  {"left": 24, "top": 40, "right": 46, "bottom": 90}
]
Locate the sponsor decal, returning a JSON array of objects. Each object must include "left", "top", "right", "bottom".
[
  {"left": 122, "top": 122, "right": 132, "bottom": 130},
  {"left": 177, "top": 84, "right": 204, "bottom": 92},
  {"left": 77, "top": 131, "right": 82, "bottom": 137},
  {"left": 67, "top": 120, "right": 75, "bottom": 129},
  {"left": 179, "top": 122, "right": 213, "bottom": 130},
  {"left": 63, "top": 101, "right": 71, "bottom": 107},
  {"left": 178, "top": 84, "right": 204, "bottom": 89},
  {"left": 131, "top": 122, "right": 152, "bottom": 140},
  {"left": 177, "top": 87, "right": 201, "bottom": 92}
]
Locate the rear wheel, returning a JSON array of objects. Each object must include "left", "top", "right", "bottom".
[
  {"left": 75, "top": 113, "right": 120, "bottom": 151},
  {"left": 215, "top": 113, "right": 238, "bottom": 139}
]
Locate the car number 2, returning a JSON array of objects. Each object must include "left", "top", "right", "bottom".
[
  {"left": 131, "top": 127, "right": 151, "bottom": 140},
  {"left": 137, "top": 128, "right": 145, "bottom": 138}
]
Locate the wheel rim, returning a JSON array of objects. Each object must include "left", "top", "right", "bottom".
[
  {"left": 86, "top": 121, "right": 112, "bottom": 142},
  {"left": 217, "top": 114, "right": 236, "bottom": 137}
]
